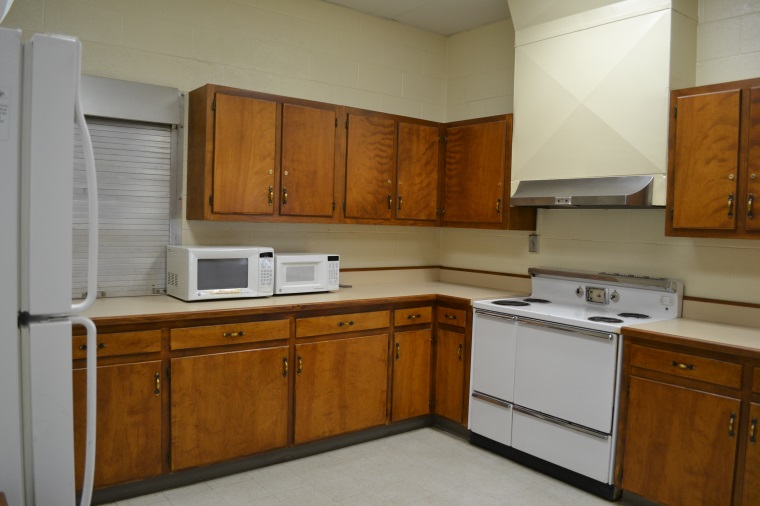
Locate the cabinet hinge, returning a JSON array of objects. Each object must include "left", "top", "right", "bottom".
[
  {"left": 166, "top": 366, "right": 171, "bottom": 380},
  {"left": 670, "top": 208, "right": 674, "bottom": 220},
  {"left": 345, "top": 117, "right": 348, "bottom": 129},
  {"left": 429, "top": 400, "right": 435, "bottom": 408},
  {"left": 167, "top": 451, "right": 171, "bottom": 465},
  {"left": 443, "top": 137, "right": 447, "bottom": 143},
  {"left": 343, "top": 201, "right": 346, "bottom": 212},
  {"left": 209, "top": 195, "right": 213, "bottom": 207},
  {"left": 674, "top": 105, "right": 677, "bottom": 118},
  {"left": 440, "top": 209, "right": 445, "bottom": 216},
  {"left": 335, "top": 117, "right": 338, "bottom": 128},
  {"left": 211, "top": 99, "right": 216, "bottom": 111},
  {"left": 332, "top": 202, "right": 336, "bottom": 211}
]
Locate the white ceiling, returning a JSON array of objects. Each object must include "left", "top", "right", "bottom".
[{"left": 323, "top": 0, "right": 511, "bottom": 36}]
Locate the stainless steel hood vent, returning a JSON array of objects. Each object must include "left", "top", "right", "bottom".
[{"left": 510, "top": 175, "right": 654, "bottom": 208}]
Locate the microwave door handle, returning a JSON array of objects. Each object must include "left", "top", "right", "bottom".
[{"left": 70, "top": 66, "right": 99, "bottom": 314}]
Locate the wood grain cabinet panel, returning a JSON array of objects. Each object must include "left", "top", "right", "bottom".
[
  {"left": 170, "top": 346, "right": 289, "bottom": 471},
  {"left": 740, "top": 403, "right": 760, "bottom": 505},
  {"left": 436, "top": 306, "right": 466, "bottom": 328},
  {"left": 629, "top": 344, "right": 743, "bottom": 389},
  {"left": 392, "top": 329, "right": 432, "bottom": 421},
  {"left": 622, "top": 377, "right": 740, "bottom": 506},
  {"left": 73, "top": 361, "right": 163, "bottom": 489},
  {"left": 281, "top": 104, "right": 336, "bottom": 218},
  {"left": 396, "top": 122, "right": 440, "bottom": 222},
  {"left": 294, "top": 334, "right": 389, "bottom": 444},
  {"left": 753, "top": 367, "right": 760, "bottom": 393},
  {"left": 345, "top": 113, "right": 395, "bottom": 220},
  {"left": 295, "top": 310, "right": 390, "bottom": 338},
  {"left": 394, "top": 306, "right": 433, "bottom": 327},
  {"left": 667, "top": 78, "right": 760, "bottom": 239},
  {"left": 434, "top": 329, "right": 465, "bottom": 423},
  {"left": 170, "top": 319, "right": 290, "bottom": 350},
  {"left": 72, "top": 330, "right": 160, "bottom": 359}
]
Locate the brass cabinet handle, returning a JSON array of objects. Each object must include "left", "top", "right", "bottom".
[
  {"left": 407, "top": 314, "right": 421, "bottom": 320},
  {"left": 154, "top": 372, "right": 160, "bottom": 396},
  {"left": 283, "top": 187, "right": 288, "bottom": 206},
  {"left": 671, "top": 360, "right": 696, "bottom": 371},
  {"left": 749, "top": 194, "right": 755, "bottom": 219},
  {"left": 268, "top": 185, "right": 274, "bottom": 206},
  {"left": 457, "top": 343, "right": 463, "bottom": 360},
  {"left": 728, "top": 193, "right": 734, "bottom": 217},
  {"left": 444, "top": 314, "right": 457, "bottom": 320},
  {"left": 283, "top": 357, "right": 288, "bottom": 377},
  {"left": 297, "top": 355, "right": 302, "bottom": 376},
  {"left": 223, "top": 331, "right": 245, "bottom": 337},
  {"left": 337, "top": 320, "right": 355, "bottom": 327},
  {"left": 496, "top": 197, "right": 502, "bottom": 214},
  {"left": 398, "top": 195, "right": 403, "bottom": 210},
  {"left": 395, "top": 342, "right": 400, "bottom": 361},
  {"left": 729, "top": 412, "right": 737, "bottom": 438},
  {"left": 387, "top": 194, "right": 392, "bottom": 211},
  {"left": 750, "top": 417, "right": 757, "bottom": 444}
]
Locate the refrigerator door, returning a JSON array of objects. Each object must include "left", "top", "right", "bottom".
[
  {"left": 0, "top": 26, "right": 25, "bottom": 506},
  {"left": 20, "top": 34, "right": 79, "bottom": 316},
  {"left": 22, "top": 319, "right": 76, "bottom": 506}
]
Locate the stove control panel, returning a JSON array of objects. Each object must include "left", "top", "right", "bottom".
[{"left": 586, "top": 286, "right": 609, "bottom": 305}]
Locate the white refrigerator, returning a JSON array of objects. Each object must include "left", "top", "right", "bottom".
[{"left": 0, "top": 28, "right": 98, "bottom": 506}]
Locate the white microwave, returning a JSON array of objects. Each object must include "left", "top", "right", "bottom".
[
  {"left": 166, "top": 246, "right": 274, "bottom": 301},
  {"left": 274, "top": 253, "right": 339, "bottom": 295}
]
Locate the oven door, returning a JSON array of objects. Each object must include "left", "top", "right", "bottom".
[{"left": 513, "top": 318, "right": 619, "bottom": 433}]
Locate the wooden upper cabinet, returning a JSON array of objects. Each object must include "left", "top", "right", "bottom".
[
  {"left": 667, "top": 78, "right": 760, "bottom": 239},
  {"left": 442, "top": 115, "right": 536, "bottom": 230},
  {"left": 397, "top": 122, "right": 440, "bottom": 222},
  {"left": 345, "top": 113, "right": 396, "bottom": 220},
  {"left": 212, "top": 93, "right": 277, "bottom": 215},
  {"left": 281, "top": 104, "right": 337, "bottom": 218}
]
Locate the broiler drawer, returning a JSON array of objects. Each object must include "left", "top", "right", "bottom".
[
  {"left": 629, "top": 344, "right": 742, "bottom": 389},
  {"left": 296, "top": 310, "right": 390, "bottom": 338}
]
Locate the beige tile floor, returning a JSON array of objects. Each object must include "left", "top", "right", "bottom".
[{"left": 103, "top": 428, "right": 655, "bottom": 506}]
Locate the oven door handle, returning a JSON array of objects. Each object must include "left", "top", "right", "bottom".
[
  {"left": 512, "top": 405, "right": 610, "bottom": 441},
  {"left": 516, "top": 317, "right": 615, "bottom": 341},
  {"left": 474, "top": 309, "right": 517, "bottom": 321},
  {"left": 472, "top": 391, "right": 513, "bottom": 409}
]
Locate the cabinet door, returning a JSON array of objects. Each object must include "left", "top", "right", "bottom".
[
  {"left": 746, "top": 87, "right": 760, "bottom": 231},
  {"left": 73, "top": 361, "right": 163, "bottom": 489},
  {"left": 741, "top": 402, "right": 760, "bottom": 505},
  {"left": 392, "top": 329, "right": 432, "bottom": 421},
  {"left": 672, "top": 90, "right": 741, "bottom": 230},
  {"left": 397, "top": 122, "right": 439, "bottom": 222},
  {"left": 170, "top": 346, "right": 288, "bottom": 470},
  {"left": 294, "top": 334, "right": 388, "bottom": 444},
  {"left": 212, "top": 93, "right": 276, "bottom": 215},
  {"left": 434, "top": 329, "right": 465, "bottom": 423},
  {"left": 281, "top": 104, "right": 336, "bottom": 217},
  {"left": 443, "top": 120, "right": 506, "bottom": 225},
  {"left": 622, "top": 376, "right": 740, "bottom": 506},
  {"left": 345, "top": 114, "right": 395, "bottom": 220}
]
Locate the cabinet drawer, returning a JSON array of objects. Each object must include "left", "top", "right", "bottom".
[
  {"left": 629, "top": 344, "right": 742, "bottom": 389},
  {"left": 170, "top": 320, "right": 290, "bottom": 350},
  {"left": 394, "top": 307, "right": 432, "bottom": 327},
  {"left": 436, "top": 307, "right": 466, "bottom": 328},
  {"left": 296, "top": 310, "right": 390, "bottom": 338},
  {"left": 72, "top": 330, "right": 161, "bottom": 359},
  {"left": 753, "top": 367, "right": 760, "bottom": 394}
]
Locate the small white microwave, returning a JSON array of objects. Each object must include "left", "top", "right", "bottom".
[
  {"left": 274, "top": 253, "right": 339, "bottom": 295},
  {"left": 166, "top": 246, "right": 274, "bottom": 301}
]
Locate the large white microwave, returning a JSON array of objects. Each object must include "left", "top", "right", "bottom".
[
  {"left": 274, "top": 253, "right": 339, "bottom": 295},
  {"left": 166, "top": 246, "right": 274, "bottom": 301}
]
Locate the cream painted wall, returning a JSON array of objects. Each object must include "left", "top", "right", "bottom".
[{"left": 2, "top": 0, "right": 760, "bottom": 301}]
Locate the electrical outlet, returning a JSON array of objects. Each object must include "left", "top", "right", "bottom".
[{"left": 528, "top": 234, "right": 539, "bottom": 253}]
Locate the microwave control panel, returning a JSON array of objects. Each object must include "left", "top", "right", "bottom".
[
  {"left": 328, "top": 255, "right": 340, "bottom": 288},
  {"left": 259, "top": 252, "right": 274, "bottom": 287}
]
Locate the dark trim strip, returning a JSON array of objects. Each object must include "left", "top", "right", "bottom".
[{"left": 684, "top": 295, "right": 760, "bottom": 310}]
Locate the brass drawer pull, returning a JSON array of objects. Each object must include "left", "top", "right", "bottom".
[
  {"left": 387, "top": 194, "right": 392, "bottom": 210},
  {"left": 223, "top": 331, "right": 245, "bottom": 337},
  {"left": 729, "top": 412, "right": 737, "bottom": 438},
  {"left": 337, "top": 320, "right": 355, "bottom": 327},
  {"left": 283, "top": 357, "right": 288, "bottom": 378},
  {"left": 728, "top": 193, "right": 734, "bottom": 218},
  {"left": 268, "top": 185, "right": 274, "bottom": 206},
  {"left": 398, "top": 195, "right": 403, "bottom": 210},
  {"left": 282, "top": 187, "right": 288, "bottom": 206},
  {"left": 496, "top": 197, "right": 501, "bottom": 214},
  {"left": 749, "top": 194, "right": 755, "bottom": 219},
  {"left": 457, "top": 343, "right": 463, "bottom": 360},
  {"left": 79, "top": 342, "right": 106, "bottom": 351},
  {"left": 406, "top": 314, "right": 421, "bottom": 320},
  {"left": 395, "top": 342, "right": 400, "bottom": 361},
  {"left": 154, "top": 372, "right": 160, "bottom": 396},
  {"left": 750, "top": 417, "right": 757, "bottom": 444},
  {"left": 297, "top": 355, "right": 303, "bottom": 376},
  {"left": 671, "top": 360, "right": 696, "bottom": 371},
  {"left": 444, "top": 314, "right": 457, "bottom": 320}
]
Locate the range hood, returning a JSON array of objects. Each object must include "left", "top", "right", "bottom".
[{"left": 507, "top": 0, "right": 697, "bottom": 208}]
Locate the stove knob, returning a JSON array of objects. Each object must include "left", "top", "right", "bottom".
[
  {"left": 611, "top": 291, "right": 620, "bottom": 303},
  {"left": 575, "top": 286, "right": 584, "bottom": 297}
]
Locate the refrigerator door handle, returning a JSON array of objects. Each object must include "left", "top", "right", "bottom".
[
  {"left": 70, "top": 60, "right": 99, "bottom": 314},
  {"left": 70, "top": 315, "right": 96, "bottom": 506}
]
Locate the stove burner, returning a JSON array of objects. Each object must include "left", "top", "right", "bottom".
[
  {"left": 588, "top": 316, "right": 624, "bottom": 323},
  {"left": 492, "top": 300, "right": 530, "bottom": 307},
  {"left": 523, "top": 298, "right": 551, "bottom": 303},
  {"left": 618, "top": 313, "right": 651, "bottom": 319}
]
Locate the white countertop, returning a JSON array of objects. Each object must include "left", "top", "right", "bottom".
[
  {"left": 82, "top": 282, "right": 520, "bottom": 320},
  {"left": 623, "top": 318, "right": 760, "bottom": 353}
]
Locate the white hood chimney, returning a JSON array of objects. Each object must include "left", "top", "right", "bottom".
[{"left": 507, "top": 0, "right": 697, "bottom": 207}]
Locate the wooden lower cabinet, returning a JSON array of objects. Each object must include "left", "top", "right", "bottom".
[
  {"left": 294, "top": 334, "right": 389, "bottom": 444},
  {"left": 170, "top": 346, "right": 289, "bottom": 471},
  {"left": 622, "top": 376, "right": 740, "bottom": 506},
  {"left": 741, "top": 403, "right": 760, "bottom": 504},
  {"left": 73, "top": 360, "right": 163, "bottom": 489},
  {"left": 392, "top": 329, "right": 432, "bottom": 421},
  {"left": 434, "top": 329, "right": 465, "bottom": 423}
]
